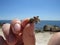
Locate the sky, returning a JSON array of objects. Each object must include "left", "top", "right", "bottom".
[{"left": 0, "top": 0, "right": 60, "bottom": 20}]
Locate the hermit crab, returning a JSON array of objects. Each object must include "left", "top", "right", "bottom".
[
  {"left": 29, "top": 16, "right": 40, "bottom": 24},
  {"left": 10, "top": 16, "right": 40, "bottom": 34}
]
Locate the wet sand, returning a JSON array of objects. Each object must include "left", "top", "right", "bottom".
[{"left": 0, "top": 28, "right": 54, "bottom": 45}]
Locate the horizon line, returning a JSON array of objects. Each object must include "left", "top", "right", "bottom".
[{"left": 0, "top": 19, "right": 60, "bottom": 21}]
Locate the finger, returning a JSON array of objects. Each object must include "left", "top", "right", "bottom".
[
  {"left": 21, "top": 18, "right": 30, "bottom": 28},
  {"left": 2, "top": 23, "right": 10, "bottom": 37},
  {"left": 23, "top": 23, "right": 35, "bottom": 37},
  {"left": 23, "top": 23, "right": 35, "bottom": 45},
  {"left": 2, "top": 24, "right": 10, "bottom": 45},
  {"left": 11, "top": 19, "right": 21, "bottom": 26},
  {"left": 2, "top": 22, "right": 19, "bottom": 45},
  {"left": 11, "top": 19, "right": 21, "bottom": 34}
]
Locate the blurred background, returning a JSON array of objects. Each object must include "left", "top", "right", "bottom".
[{"left": 0, "top": 0, "right": 60, "bottom": 45}]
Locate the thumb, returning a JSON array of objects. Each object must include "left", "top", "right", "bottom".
[
  {"left": 23, "top": 23, "right": 35, "bottom": 37},
  {"left": 22, "top": 23, "right": 35, "bottom": 45}
]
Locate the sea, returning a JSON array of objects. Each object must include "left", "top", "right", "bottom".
[
  {"left": 35, "top": 20, "right": 60, "bottom": 30},
  {"left": 0, "top": 20, "right": 60, "bottom": 30}
]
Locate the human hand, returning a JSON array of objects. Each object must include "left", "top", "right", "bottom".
[{"left": 1, "top": 18, "right": 35, "bottom": 45}]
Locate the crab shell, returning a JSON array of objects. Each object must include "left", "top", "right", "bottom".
[{"left": 29, "top": 16, "right": 40, "bottom": 23}]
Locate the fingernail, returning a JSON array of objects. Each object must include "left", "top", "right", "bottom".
[{"left": 14, "top": 23, "right": 21, "bottom": 32}]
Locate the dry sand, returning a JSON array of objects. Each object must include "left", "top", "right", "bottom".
[
  {"left": 35, "top": 32, "right": 54, "bottom": 45},
  {"left": 0, "top": 28, "right": 55, "bottom": 45}
]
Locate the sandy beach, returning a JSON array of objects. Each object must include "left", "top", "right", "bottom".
[
  {"left": 35, "top": 32, "right": 54, "bottom": 45},
  {"left": 0, "top": 28, "right": 55, "bottom": 45}
]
